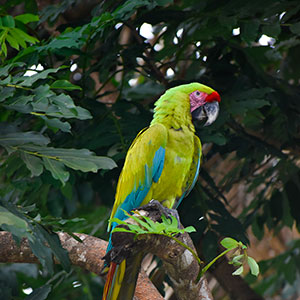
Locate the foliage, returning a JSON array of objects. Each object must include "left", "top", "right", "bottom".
[
  {"left": 111, "top": 210, "right": 196, "bottom": 237},
  {"left": 221, "top": 237, "right": 259, "bottom": 277},
  {"left": 0, "top": 14, "right": 39, "bottom": 57},
  {"left": 0, "top": 0, "right": 300, "bottom": 299}
]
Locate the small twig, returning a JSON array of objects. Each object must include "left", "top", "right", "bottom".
[{"left": 123, "top": 21, "right": 169, "bottom": 86}]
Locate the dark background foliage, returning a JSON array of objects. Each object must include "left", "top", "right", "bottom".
[{"left": 1, "top": 0, "right": 300, "bottom": 299}]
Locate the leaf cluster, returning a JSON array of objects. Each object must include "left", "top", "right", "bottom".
[
  {"left": 0, "top": 14, "right": 39, "bottom": 58},
  {"left": 112, "top": 210, "right": 196, "bottom": 237}
]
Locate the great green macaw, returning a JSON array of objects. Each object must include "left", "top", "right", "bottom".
[{"left": 102, "top": 82, "right": 221, "bottom": 300}]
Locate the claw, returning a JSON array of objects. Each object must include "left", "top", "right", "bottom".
[{"left": 138, "top": 200, "right": 181, "bottom": 228}]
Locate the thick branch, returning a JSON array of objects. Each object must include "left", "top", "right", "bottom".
[
  {"left": 152, "top": 234, "right": 212, "bottom": 300},
  {"left": 0, "top": 231, "right": 162, "bottom": 300}
]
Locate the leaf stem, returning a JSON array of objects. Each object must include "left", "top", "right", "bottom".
[
  {"left": 4, "top": 83, "right": 31, "bottom": 90},
  {"left": 30, "top": 112, "right": 46, "bottom": 116},
  {"left": 12, "top": 146, "right": 60, "bottom": 161},
  {"left": 197, "top": 248, "right": 233, "bottom": 281}
]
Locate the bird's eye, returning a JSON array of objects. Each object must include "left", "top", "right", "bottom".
[{"left": 195, "top": 91, "right": 200, "bottom": 96}]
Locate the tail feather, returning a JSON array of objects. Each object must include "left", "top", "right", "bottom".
[
  {"left": 102, "top": 253, "right": 144, "bottom": 300},
  {"left": 102, "top": 262, "right": 116, "bottom": 300},
  {"left": 102, "top": 260, "right": 126, "bottom": 300}
]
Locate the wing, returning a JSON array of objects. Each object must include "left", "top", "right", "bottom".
[
  {"left": 108, "top": 123, "right": 168, "bottom": 231},
  {"left": 175, "top": 136, "right": 202, "bottom": 208}
]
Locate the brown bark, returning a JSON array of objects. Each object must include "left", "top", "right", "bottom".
[{"left": 0, "top": 231, "right": 162, "bottom": 300}]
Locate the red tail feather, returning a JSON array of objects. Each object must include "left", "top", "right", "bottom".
[{"left": 102, "top": 263, "right": 117, "bottom": 300}]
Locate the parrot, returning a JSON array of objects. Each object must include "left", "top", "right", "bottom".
[{"left": 102, "top": 82, "right": 221, "bottom": 300}]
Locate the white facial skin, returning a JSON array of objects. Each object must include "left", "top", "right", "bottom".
[
  {"left": 189, "top": 90, "right": 207, "bottom": 113},
  {"left": 189, "top": 90, "right": 220, "bottom": 126}
]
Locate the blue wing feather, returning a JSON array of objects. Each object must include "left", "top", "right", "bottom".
[
  {"left": 106, "top": 145, "right": 166, "bottom": 253},
  {"left": 152, "top": 147, "right": 166, "bottom": 183}
]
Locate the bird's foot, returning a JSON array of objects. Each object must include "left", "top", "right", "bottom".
[{"left": 138, "top": 200, "right": 181, "bottom": 228}]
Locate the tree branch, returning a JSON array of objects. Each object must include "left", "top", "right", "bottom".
[
  {"left": 0, "top": 231, "right": 162, "bottom": 300},
  {"left": 104, "top": 201, "right": 214, "bottom": 300},
  {"left": 0, "top": 201, "right": 213, "bottom": 300},
  {"left": 123, "top": 21, "right": 169, "bottom": 86}
]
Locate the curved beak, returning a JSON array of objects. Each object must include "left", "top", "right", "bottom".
[{"left": 191, "top": 101, "right": 219, "bottom": 126}]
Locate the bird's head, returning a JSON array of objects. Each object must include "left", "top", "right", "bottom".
[
  {"left": 152, "top": 82, "right": 221, "bottom": 127},
  {"left": 189, "top": 85, "right": 221, "bottom": 126}
]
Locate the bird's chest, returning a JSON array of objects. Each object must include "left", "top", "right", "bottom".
[{"left": 152, "top": 128, "right": 195, "bottom": 206}]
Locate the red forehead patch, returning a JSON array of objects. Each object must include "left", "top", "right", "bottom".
[{"left": 206, "top": 91, "right": 221, "bottom": 103}]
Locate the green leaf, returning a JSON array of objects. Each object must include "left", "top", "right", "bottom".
[
  {"left": 290, "top": 23, "right": 300, "bottom": 35},
  {"left": 41, "top": 116, "right": 71, "bottom": 133},
  {"left": 220, "top": 237, "right": 239, "bottom": 250},
  {"left": 25, "top": 284, "right": 51, "bottom": 300},
  {"left": 1, "top": 15, "right": 15, "bottom": 28},
  {"left": 15, "top": 14, "right": 39, "bottom": 24},
  {"left": 0, "top": 87, "right": 14, "bottom": 102},
  {"left": 71, "top": 106, "right": 92, "bottom": 120},
  {"left": 230, "top": 254, "right": 244, "bottom": 266},
  {"left": 38, "top": 35, "right": 82, "bottom": 51},
  {"left": 61, "top": 182, "right": 73, "bottom": 200},
  {"left": 36, "top": 225, "right": 70, "bottom": 272},
  {"left": 0, "top": 62, "right": 25, "bottom": 77},
  {"left": 184, "top": 226, "right": 196, "bottom": 233},
  {"left": 241, "top": 20, "right": 260, "bottom": 44},
  {"left": 247, "top": 256, "right": 260, "bottom": 276},
  {"left": 28, "top": 236, "right": 54, "bottom": 273},
  {"left": 16, "top": 145, "right": 116, "bottom": 183},
  {"left": 110, "top": 217, "right": 130, "bottom": 226},
  {"left": 112, "top": 227, "right": 134, "bottom": 234},
  {"left": 128, "top": 214, "right": 153, "bottom": 231},
  {"left": 113, "top": 0, "right": 151, "bottom": 20},
  {"left": 6, "top": 33, "right": 20, "bottom": 50},
  {"left": 0, "top": 206, "right": 29, "bottom": 235},
  {"left": 0, "top": 131, "right": 50, "bottom": 147},
  {"left": 262, "top": 23, "right": 281, "bottom": 37},
  {"left": 232, "top": 265, "right": 244, "bottom": 276},
  {"left": 9, "top": 28, "right": 39, "bottom": 48},
  {"left": 12, "top": 45, "right": 37, "bottom": 62},
  {"left": 6, "top": 96, "right": 34, "bottom": 112},
  {"left": 44, "top": 94, "right": 92, "bottom": 120},
  {"left": 61, "top": 152, "right": 116, "bottom": 172},
  {"left": 21, "top": 68, "right": 60, "bottom": 86},
  {"left": 22, "top": 146, "right": 117, "bottom": 172},
  {"left": 22, "top": 153, "right": 44, "bottom": 176},
  {"left": 50, "top": 80, "right": 82, "bottom": 90},
  {"left": 43, "top": 157, "right": 70, "bottom": 185},
  {"left": 127, "top": 224, "right": 148, "bottom": 234},
  {"left": 1, "top": 40, "right": 7, "bottom": 56},
  {"left": 51, "top": 93, "right": 76, "bottom": 108}
]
